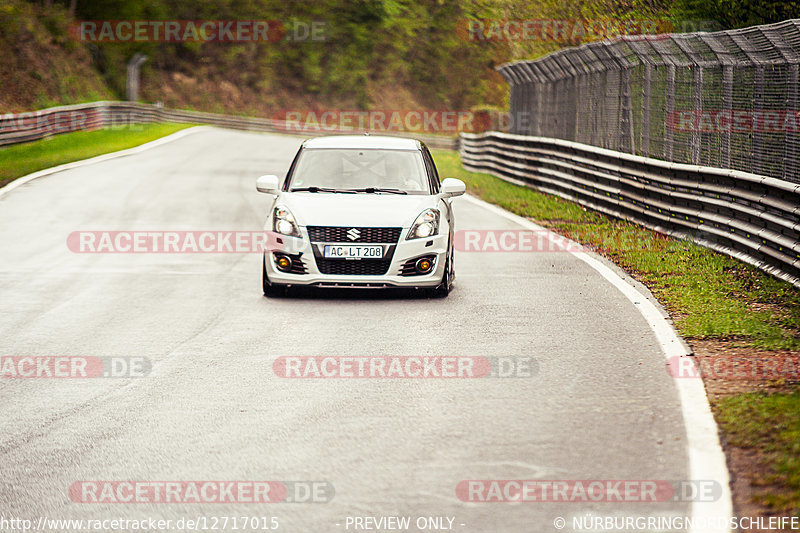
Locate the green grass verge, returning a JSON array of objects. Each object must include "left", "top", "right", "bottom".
[
  {"left": 0, "top": 124, "right": 195, "bottom": 189},
  {"left": 432, "top": 149, "right": 800, "bottom": 350},
  {"left": 715, "top": 391, "right": 800, "bottom": 514}
]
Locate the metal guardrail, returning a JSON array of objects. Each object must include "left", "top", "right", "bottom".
[
  {"left": 0, "top": 101, "right": 459, "bottom": 150},
  {"left": 460, "top": 131, "right": 800, "bottom": 288}
]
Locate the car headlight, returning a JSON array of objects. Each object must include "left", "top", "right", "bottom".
[
  {"left": 273, "top": 206, "right": 302, "bottom": 238},
  {"left": 407, "top": 208, "right": 440, "bottom": 240}
]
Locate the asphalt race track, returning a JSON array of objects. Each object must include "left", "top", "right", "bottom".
[{"left": 0, "top": 129, "right": 715, "bottom": 532}]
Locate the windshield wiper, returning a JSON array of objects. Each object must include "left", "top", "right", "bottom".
[
  {"left": 290, "top": 187, "right": 356, "bottom": 193},
  {"left": 347, "top": 188, "right": 408, "bottom": 195}
]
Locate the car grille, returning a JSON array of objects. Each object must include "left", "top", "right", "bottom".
[
  {"left": 307, "top": 226, "right": 402, "bottom": 244},
  {"left": 315, "top": 259, "right": 392, "bottom": 276},
  {"left": 399, "top": 258, "right": 419, "bottom": 276},
  {"left": 286, "top": 254, "right": 308, "bottom": 274}
]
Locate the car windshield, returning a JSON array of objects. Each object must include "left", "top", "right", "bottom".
[{"left": 288, "top": 149, "right": 430, "bottom": 194}]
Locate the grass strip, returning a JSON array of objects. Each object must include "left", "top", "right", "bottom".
[{"left": 0, "top": 124, "right": 195, "bottom": 189}]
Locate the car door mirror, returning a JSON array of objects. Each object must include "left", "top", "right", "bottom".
[
  {"left": 440, "top": 178, "right": 466, "bottom": 198},
  {"left": 256, "top": 175, "right": 280, "bottom": 194}
]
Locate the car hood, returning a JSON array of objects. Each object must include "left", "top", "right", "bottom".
[{"left": 278, "top": 193, "right": 439, "bottom": 227}]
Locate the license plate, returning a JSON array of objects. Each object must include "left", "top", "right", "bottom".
[{"left": 323, "top": 245, "right": 383, "bottom": 259}]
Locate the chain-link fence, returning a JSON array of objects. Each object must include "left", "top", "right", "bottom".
[{"left": 498, "top": 19, "right": 800, "bottom": 183}]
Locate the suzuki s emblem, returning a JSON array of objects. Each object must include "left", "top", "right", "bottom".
[{"left": 346, "top": 228, "right": 361, "bottom": 241}]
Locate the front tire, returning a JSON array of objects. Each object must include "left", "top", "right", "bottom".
[
  {"left": 431, "top": 254, "right": 453, "bottom": 298},
  {"left": 262, "top": 256, "right": 285, "bottom": 297}
]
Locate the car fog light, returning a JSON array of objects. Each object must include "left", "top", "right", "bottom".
[
  {"left": 274, "top": 254, "right": 292, "bottom": 272},
  {"left": 415, "top": 257, "right": 433, "bottom": 273}
]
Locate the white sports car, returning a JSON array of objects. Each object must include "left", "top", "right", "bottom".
[{"left": 256, "top": 135, "right": 466, "bottom": 296}]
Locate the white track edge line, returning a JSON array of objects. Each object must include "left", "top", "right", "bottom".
[
  {"left": 462, "top": 193, "right": 733, "bottom": 533},
  {"left": 0, "top": 126, "right": 212, "bottom": 199}
]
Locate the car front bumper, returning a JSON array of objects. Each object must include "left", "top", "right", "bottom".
[{"left": 264, "top": 229, "right": 449, "bottom": 288}]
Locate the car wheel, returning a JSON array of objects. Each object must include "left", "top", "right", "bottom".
[
  {"left": 262, "top": 256, "right": 285, "bottom": 297},
  {"left": 431, "top": 254, "right": 453, "bottom": 298}
]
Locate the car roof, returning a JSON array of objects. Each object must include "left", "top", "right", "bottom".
[{"left": 302, "top": 135, "right": 421, "bottom": 150}]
